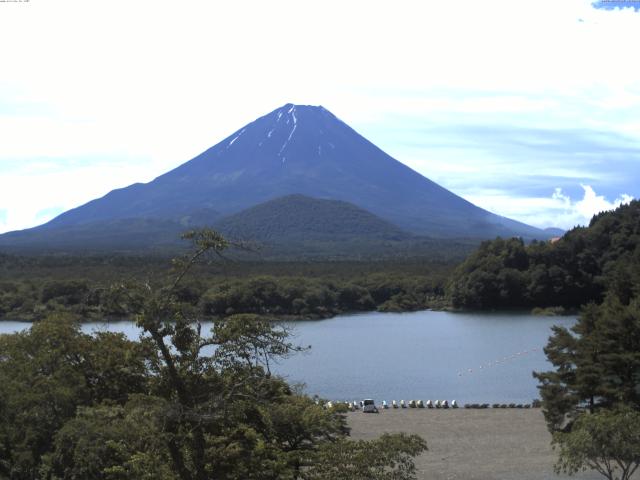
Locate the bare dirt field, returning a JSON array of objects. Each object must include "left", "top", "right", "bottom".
[{"left": 347, "top": 408, "right": 605, "bottom": 480}]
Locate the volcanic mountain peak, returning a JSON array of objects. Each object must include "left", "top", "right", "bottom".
[
  {"left": 191, "top": 102, "right": 348, "bottom": 169},
  {"left": 2, "top": 102, "right": 553, "bottom": 247}
]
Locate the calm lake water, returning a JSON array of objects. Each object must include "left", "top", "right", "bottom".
[{"left": 0, "top": 310, "right": 575, "bottom": 404}]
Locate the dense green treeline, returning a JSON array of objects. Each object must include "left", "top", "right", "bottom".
[
  {"left": 0, "top": 254, "right": 452, "bottom": 321},
  {"left": 200, "top": 274, "right": 446, "bottom": 317},
  {"left": 448, "top": 200, "right": 640, "bottom": 310},
  {"left": 0, "top": 253, "right": 456, "bottom": 282},
  {"left": 0, "top": 273, "right": 447, "bottom": 321}
]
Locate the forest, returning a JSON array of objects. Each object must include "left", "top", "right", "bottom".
[
  {"left": 0, "top": 254, "right": 453, "bottom": 322},
  {"left": 447, "top": 200, "right": 640, "bottom": 311}
]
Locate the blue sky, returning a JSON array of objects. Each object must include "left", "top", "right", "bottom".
[
  {"left": 593, "top": 0, "right": 640, "bottom": 10},
  {"left": 0, "top": 0, "right": 638, "bottom": 233}
]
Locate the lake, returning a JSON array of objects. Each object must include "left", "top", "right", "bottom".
[{"left": 0, "top": 310, "right": 575, "bottom": 404}]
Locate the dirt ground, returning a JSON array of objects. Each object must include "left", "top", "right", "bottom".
[{"left": 347, "top": 408, "right": 605, "bottom": 480}]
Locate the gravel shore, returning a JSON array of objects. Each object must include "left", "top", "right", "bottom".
[{"left": 347, "top": 409, "right": 604, "bottom": 480}]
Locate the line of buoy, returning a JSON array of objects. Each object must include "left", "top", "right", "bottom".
[{"left": 457, "top": 347, "right": 540, "bottom": 377}]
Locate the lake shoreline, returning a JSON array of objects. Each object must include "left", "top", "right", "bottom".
[{"left": 0, "top": 303, "right": 580, "bottom": 324}]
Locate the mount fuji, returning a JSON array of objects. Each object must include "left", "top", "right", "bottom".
[{"left": 0, "top": 103, "right": 551, "bottom": 252}]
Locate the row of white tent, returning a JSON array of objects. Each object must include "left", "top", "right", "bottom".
[
  {"left": 383, "top": 399, "right": 457, "bottom": 409},
  {"left": 324, "top": 399, "right": 458, "bottom": 410}
]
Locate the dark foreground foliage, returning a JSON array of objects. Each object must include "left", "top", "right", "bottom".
[{"left": 0, "top": 230, "right": 427, "bottom": 480}]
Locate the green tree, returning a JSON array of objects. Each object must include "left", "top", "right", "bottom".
[
  {"left": 448, "top": 237, "right": 530, "bottom": 309},
  {"left": 553, "top": 407, "right": 640, "bottom": 480},
  {"left": 303, "top": 433, "right": 427, "bottom": 480},
  {"left": 262, "top": 395, "right": 348, "bottom": 476},
  {"left": 534, "top": 297, "right": 640, "bottom": 431},
  {"left": 42, "top": 397, "right": 176, "bottom": 480},
  {"left": 0, "top": 313, "right": 148, "bottom": 480}
]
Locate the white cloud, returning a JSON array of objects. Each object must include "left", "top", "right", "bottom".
[
  {"left": 465, "top": 185, "right": 634, "bottom": 230},
  {"left": 0, "top": 0, "right": 638, "bottom": 233},
  {"left": 552, "top": 185, "right": 634, "bottom": 227}
]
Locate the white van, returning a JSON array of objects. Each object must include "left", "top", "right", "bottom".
[{"left": 362, "top": 399, "right": 379, "bottom": 413}]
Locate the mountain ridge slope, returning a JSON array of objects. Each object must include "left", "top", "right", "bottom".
[{"left": 1, "top": 103, "right": 552, "bottom": 251}]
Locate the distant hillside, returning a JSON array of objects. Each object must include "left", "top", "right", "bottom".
[
  {"left": 210, "top": 195, "right": 479, "bottom": 261},
  {"left": 0, "top": 218, "right": 186, "bottom": 254},
  {"left": 215, "top": 195, "right": 409, "bottom": 242},
  {"left": 448, "top": 200, "right": 640, "bottom": 309},
  {"left": 0, "top": 196, "right": 478, "bottom": 261},
  {"left": 0, "top": 103, "right": 553, "bottom": 254}
]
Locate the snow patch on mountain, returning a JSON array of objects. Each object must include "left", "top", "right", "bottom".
[
  {"left": 278, "top": 105, "right": 297, "bottom": 156},
  {"left": 227, "top": 128, "right": 246, "bottom": 148}
]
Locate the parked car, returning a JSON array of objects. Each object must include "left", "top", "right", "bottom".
[{"left": 362, "top": 399, "right": 379, "bottom": 413}]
